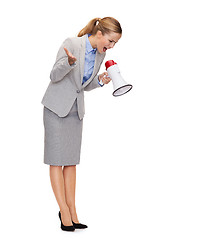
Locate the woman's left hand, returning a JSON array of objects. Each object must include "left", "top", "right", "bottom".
[{"left": 99, "top": 72, "right": 112, "bottom": 85}]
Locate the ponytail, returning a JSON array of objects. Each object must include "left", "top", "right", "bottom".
[
  {"left": 78, "top": 18, "right": 101, "bottom": 37},
  {"left": 78, "top": 17, "right": 122, "bottom": 37}
]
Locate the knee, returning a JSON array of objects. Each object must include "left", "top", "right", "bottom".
[{"left": 63, "top": 165, "right": 76, "bottom": 170}]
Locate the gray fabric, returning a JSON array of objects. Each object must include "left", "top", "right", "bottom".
[
  {"left": 43, "top": 101, "right": 83, "bottom": 166},
  {"left": 41, "top": 34, "right": 106, "bottom": 120}
]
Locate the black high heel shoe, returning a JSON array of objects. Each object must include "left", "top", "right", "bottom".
[
  {"left": 72, "top": 221, "right": 88, "bottom": 229},
  {"left": 59, "top": 211, "right": 87, "bottom": 229},
  {"left": 58, "top": 211, "right": 75, "bottom": 232}
]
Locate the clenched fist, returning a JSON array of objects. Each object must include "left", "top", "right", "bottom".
[{"left": 99, "top": 72, "right": 112, "bottom": 85}]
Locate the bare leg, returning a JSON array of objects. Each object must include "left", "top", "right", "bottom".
[
  {"left": 63, "top": 165, "right": 79, "bottom": 223},
  {"left": 50, "top": 166, "right": 73, "bottom": 226}
]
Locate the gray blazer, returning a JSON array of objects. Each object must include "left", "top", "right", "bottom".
[{"left": 41, "top": 34, "right": 106, "bottom": 120}]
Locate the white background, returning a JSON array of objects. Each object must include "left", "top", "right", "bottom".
[{"left": 0, "top": 0, "right": 197, "bottom": 239}]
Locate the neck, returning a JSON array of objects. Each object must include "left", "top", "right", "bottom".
[{"left": 88, "top": 35, "right": 97, "bottom": 49}]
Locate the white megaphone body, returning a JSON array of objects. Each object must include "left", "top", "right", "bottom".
[{"left": 105, "top": 60, "right": 133, "bottom": 97}]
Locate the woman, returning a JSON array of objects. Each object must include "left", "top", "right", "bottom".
[{"left": 42, "top": 17, "right": 122, "bottom": 231}]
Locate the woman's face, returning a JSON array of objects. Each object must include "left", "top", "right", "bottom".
[{"left": 96, "top": 31, "right": 122, "bottom": 54}]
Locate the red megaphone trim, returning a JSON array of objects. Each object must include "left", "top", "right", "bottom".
[{"left": 105, "top": 60, "right": 117, "bottom": 70}]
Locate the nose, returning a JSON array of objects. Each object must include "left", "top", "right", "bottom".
[{"left": 109, "top": 42, "right": 115, "bottom": 49}]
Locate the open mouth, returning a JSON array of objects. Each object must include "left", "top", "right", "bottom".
[{"left": 103, "top": 47, "right": 107, "bottom": 52}]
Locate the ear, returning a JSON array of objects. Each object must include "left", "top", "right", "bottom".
[{"left": 96, "top": 30, "right": 103, "bottom": 38}]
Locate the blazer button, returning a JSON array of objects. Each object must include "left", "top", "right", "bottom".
[{"left": 76, "top": 90, "right": 80, "bottom": 93}]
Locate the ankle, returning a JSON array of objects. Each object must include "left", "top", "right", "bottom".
[
  {"left": 68, "top": 208, "right": 79, "bottom": 223},
  {"left": 60, "top": 206, "right": 71, "bottom": 217}
]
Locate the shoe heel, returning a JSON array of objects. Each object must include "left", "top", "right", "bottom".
[{"left": 58, "top": 211, "right": 75, "bottom": 232}]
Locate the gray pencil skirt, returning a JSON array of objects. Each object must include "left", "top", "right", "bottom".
[{"left": 43, "top": 100, "right": 83, "bottom": 166}]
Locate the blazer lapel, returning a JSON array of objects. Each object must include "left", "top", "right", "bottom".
[
  {"left": 79, "top": 35, "right": 87, "bottom": 84},
  {"left": 82, "top": 50, "right": 105, "bottom": 89},
  {"left": 76, "top": 34, "right": 105, "bottom": 89}
]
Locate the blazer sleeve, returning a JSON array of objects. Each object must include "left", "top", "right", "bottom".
[
  {"left": 84, "top": 75, "right": 102, "bottom": 91},
  {"left": 50, "top": 38, "right": 77, "bottom": 83}
]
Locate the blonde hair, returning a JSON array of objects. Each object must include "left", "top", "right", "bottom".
[{"left": 78, "top": 17, "right": 122, "bottom": 37}]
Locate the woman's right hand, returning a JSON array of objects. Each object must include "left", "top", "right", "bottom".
[{"left": 64, "top": 47, "right": 77, "bottom": 66}]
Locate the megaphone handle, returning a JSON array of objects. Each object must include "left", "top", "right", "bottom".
[
  {"left": 99, "top": 74, "right": 108, "bottom": 85},
  {"left": 99, "top": 73, "right": 111, "bottom": 86},
  {"left": 100, "top": 79, "right": 104, "bottom": 85}
]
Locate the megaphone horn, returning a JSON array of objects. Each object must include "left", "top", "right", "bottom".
[{"left": 105, "top": 60, "right": 133, "bottom": 97}]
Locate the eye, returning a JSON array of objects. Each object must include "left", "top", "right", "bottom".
[{"left": 109, "top": 40, "right": 113, "bottom": 43}]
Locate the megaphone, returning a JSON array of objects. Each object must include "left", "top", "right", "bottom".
[{"left": 105, "top": 60, "right": 133, "bottom": 97}]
